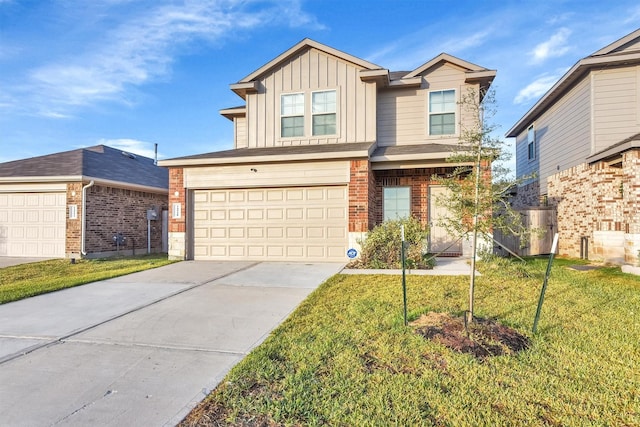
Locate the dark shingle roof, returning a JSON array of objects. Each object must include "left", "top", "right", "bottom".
[
  {"left": 166, "top": 141, "right": 374, "bottom": 162},
  {"left": 371, "top": 143, "right": 459, "bottom": 157},
  {"left": 0, "top": 145, "right": 168, "bottom": 189}
]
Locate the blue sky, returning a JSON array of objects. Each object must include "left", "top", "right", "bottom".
[{"left": 1, "top": 0, "right": 639, "bottom": 166}]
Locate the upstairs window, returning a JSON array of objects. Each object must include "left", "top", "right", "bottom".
[
  {"left": 312, "top": 90, "right": 336, "bottom": 136},
  {"left": 528, "top": 125, "right": 536, "bottom": 160},
  {"left": 383, "top": 187, "right": 411, "bottom": 221},
  {"left": 281, "top": 93, "right": 304, "bottom": 137},
  {"left": 429, "top": 89, "right": 456, "bottom": 135}
]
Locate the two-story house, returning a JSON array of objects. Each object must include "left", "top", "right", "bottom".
[
  {"left": 507, "top": 28, "right": 640, "bottom": 264},
  {"left": 160, "top": 38, "right": 495, "bottom": 262}
]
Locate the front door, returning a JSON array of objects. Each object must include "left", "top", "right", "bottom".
[{"left": 428, "top": 186, "right": 462, "bottom": 256}]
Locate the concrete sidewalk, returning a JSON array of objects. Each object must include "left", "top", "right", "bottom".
[
  {"left": 0, "top": 261, "right": 343, "bottom": 426},
  {"left": 341, "top": 257, "right": 479, "bottom": 276}
]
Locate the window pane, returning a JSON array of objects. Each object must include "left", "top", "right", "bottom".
[
  {"left": 429, "top": 113, "right": 455, "bottom": 135},
  {"left": 429, "top": 90, "right": 455, "bottom": 135},
  {"left": 282, "top": 116, "right": 304, "bottom": 137},
  {"left": 528, "top": 126, "right": 535, "bottom": 143},
  {"left": 312, "top": 113, "right": 336, "bottom": 135},
  {"left": 528, "top": 141, "right": 535, "bottom": 160},
  {"left": 383, "top": 187, "right": 411, "bottom": 220},
  {"left": 281, "top": 93, "right": 304, "bottom": 116},
  {"left": 312, "top": 90, "right": 336, "bottom": 114}
]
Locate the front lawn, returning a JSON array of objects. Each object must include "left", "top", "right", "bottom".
[
  {"left": 0, "top": 254, "right": 176, "bottom": 304},
  {"left": 183, "top": 257, "right": 640, "bottom": 426}
]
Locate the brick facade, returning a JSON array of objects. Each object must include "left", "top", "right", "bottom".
[
  {"left": 168, "top": 168, "right": 186, "bottom": 233},
  {"left": 373, "top": 167, "right": 456, "bottom": 226},
  {"left": 547, "top": 149, "right": 640, "bottom": 263},
  {"left": 348, "top": 160, "right": 376, "bottom": 232},
  {"left": 83, "top": 184, "right": 167, "bottom": 257},
  {"left": 66, "top": 182, "right": 83, "bottom": 257}
]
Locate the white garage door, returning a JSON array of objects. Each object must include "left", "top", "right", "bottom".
[
  {"left": 0, "top": 192, "right": 66, "bottom": 257},
  {"left": 193, "top": 186, "right": 348, "bottom": 262}
]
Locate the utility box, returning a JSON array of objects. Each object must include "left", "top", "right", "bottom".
[{"left": 147, "top": 208, "right": 158, "bottom": 221}]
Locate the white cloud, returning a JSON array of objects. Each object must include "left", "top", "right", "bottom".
[
  {"left": 513, "top": 74, "right": 562, "bottom": 105},
  {"left": 12, "top": 0, "right": 321, "bottom": 118},
  {"left": 530, "top": 28, "right": 572, "bottom": 64},
  {"left": 439, "top": 30, "right": 492, "bottom": 54},
  {"left": 623, "top": 5, "right": 640, "bottom": 24},
  {"left": 97, "top": 138, "right": 159, "bottom": 160}
]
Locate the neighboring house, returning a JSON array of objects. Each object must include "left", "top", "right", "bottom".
[
  {"left": 159, "top": 38, "right": 495, "bottom": 262},
  {"left": 507, "top": 28, "right": 640, "bottom": 264},
  {"left": 0, "top": 145, "right": 169, "bottom": 259}
]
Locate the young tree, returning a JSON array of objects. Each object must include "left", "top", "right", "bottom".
[{"left": 433, "top": 87, "right": 531, "bottom": 323}]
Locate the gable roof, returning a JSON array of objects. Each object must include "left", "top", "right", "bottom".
[
  {"left": 230, "top": 38, "right": 384, "bottom": 99},
  {"left": 507, "top": 28, "right": 640, "bottom": 137},
  {"left": 0, "top": 145, "right": 168, "bottom": 191},
  {"left": 405, "top": 52, "right": 495, "bottom": 79},
  {"left": 239, "top": 38, "right": 382, "bottom": 83}
]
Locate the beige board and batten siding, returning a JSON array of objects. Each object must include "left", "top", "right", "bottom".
[
  {"left": 185, "top": 160, "right": 350, "bottom": 262},
  {"left": 235, "top": 116, "right": 248, "bottom": 149},
  {"left": 532, "top": 76, "right": 592, "bottom": 195},
  {"left": 245, "top": 47, "right": 377, "bottom": 148},
  {"left": 592, "top": 66, "right": 640, "bottom": 153},
  {"left": 377, "top": 62, "right": 476, "bottom": 146},
  {"left": 0, "top": 184, "right": 67, "bottom": 257}
]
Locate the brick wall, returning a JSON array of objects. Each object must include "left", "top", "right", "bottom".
[
  {"left": 547, "top": 150, "right": 640, "bottom": 263},
  {"left": 66, "top": 182, "right": 83, "bottom": 257},
  {"left": 372, "top": 167, "right": 456, "bottom": 226},
  {"left": 169, "top": 168, "right": 186, "bottom": 233},
  {"left": 84, "top": 184, "right": 167, "bottom": 256},
  {"left": 349, "top": 160, "right": 374, "bottom": 232}
]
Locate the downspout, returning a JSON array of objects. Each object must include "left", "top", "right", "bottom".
[{"left": 81, "top": 180, "right": 95, "bottom": 256}]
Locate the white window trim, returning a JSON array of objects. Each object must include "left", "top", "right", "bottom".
[
  {"left": 278, "top": 88, "right": 340, "bottom": 140},
  {"left": 311, "top": 89, "right": 338, "bottom": 137},
  {"left": 280, "top": 92, "right": 305, "bottom": 139},
  {"left": 427, "top": 88, "right": 458, "bottom": 137},
  {"left": 383, "top": 186, "right": 411, "bottom": 221}
]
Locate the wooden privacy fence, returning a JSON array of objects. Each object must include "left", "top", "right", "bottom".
[{"left": 494, "top": 207, "right": 556, "bottom": 256}]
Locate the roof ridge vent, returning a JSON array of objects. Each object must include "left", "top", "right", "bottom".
[{"left": 121, "top": 151, "right": 137, "bottom": 160}]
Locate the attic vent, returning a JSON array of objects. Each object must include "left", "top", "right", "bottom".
[{"left": 121, "top": 151, "right": 137, "bottom": 160}]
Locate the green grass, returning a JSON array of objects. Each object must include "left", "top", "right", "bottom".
[
  {"left": 0, "top": 254, "right": 176, "bottom": 304},
  {"left": 183, "top": 257, "right": 640, "bottom": 426}
]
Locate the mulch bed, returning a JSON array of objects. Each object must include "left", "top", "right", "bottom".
[{"left": 411, "top": 312, "right": 530, "bottom": 360}]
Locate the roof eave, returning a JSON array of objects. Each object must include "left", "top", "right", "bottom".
[
  {"left": 220, "top": 106, "right": 246, "bottom": 121},
  {"left": 586, "top": 140, "right": 640, "bottom": 164},
  {"left": 0, "top": 175, "right": 168, "bottom": 193},
  {"left": 238, "top": 38, "right": 383, "bottom": 84},
  {"left": 158, "top": 148, "right": 373, "bottom": 167},
  {"left": 507, "top": 51, "right": 640, "bottom": 137}
]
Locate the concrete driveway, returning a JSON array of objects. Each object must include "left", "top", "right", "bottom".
[{"left": 0, "top": 261, "right": 344, "bottom": 426}]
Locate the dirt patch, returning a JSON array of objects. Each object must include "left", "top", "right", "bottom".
[
  {"left": 180, "top": 399, "right": 279, "bottom": 427},
  {"left": 411, "top": 312, "right": 530, "bottom": 360}
]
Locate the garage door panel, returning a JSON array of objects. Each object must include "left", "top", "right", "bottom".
[
  {"left": 193, "top": 186, "right": 347, "bottom": 261},
  {"left": 247, "top": 228, "right": 263, "bottom": 238},
  {"left": 0, "top": 192, "right": 66, "bottom": 257},
  {"left": 229, "top": 228, "right": 244, "bottom": 238},
  {"left": 307, "top": 208, "right": 324, "bottom": 219},
  {"left": 307, "top": 227, "right": 324, "bottom": 238},
  {"left": 247, "top": 209, "right": 263, "bottom": 220},
  {"left": 248, "top": 246, "right": 264, "bottom": 256},
  {"left": 266, "top": 209, "right": 283, "bottom": 220}
]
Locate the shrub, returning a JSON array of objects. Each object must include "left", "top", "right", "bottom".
[{"left": 354, "top": 217, "right": 431, "bottom": 269}]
